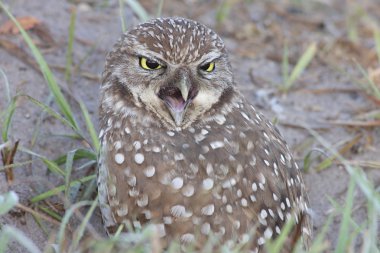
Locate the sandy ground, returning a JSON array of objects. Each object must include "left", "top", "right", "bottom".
[{"left": 0, "top": 0, "right": 379, "bottom": 252}]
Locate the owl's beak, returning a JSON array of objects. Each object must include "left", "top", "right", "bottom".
[
  {"left": 169, "top": 77, "right": 191, "bottom": 126},
  {"left": 157, "top": 75, "right": 196, "bottom": 127},
  {"left": 178, "top": 77, "right": 189, "bottom": 101}
]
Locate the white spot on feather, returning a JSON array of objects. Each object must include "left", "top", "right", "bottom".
[
  {"left": 201, "top": 204, "right": 215, "bottom": 216},
  {"left": 134, "top": 153, "right": 144, "bottom": 164},
  {"left": 114, "top": 153, "right": 124, "bottom": 164}
]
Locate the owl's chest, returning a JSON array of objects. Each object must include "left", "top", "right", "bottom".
[{"left": 112, "top": 121, "right": 260, "bottom": 180}]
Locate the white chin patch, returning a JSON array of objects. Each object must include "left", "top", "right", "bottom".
[{"left": 193, "top": 89, "right": 219, "bottom": 109}]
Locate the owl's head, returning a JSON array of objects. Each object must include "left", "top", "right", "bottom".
[{"left": 101, "top": 17, "right": 235, "bottom": 130}]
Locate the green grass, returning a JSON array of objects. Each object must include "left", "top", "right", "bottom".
[
  {"left": 125, "top": 0, "right": 150, "bottom": 22},
  {"left": 215, "top": 0, "right": 233, "bottom": 26},
  {"left": 0, "top": 1, "right": 379, "bottom": 253},
  {"left": 0, "top": 2, "right": 99, "bottom": 249},
  {"left": 119, "top": 0, "right": 127, "bottom": 33},
  {"left": 280, "top": 42, "right": 317, "bottom": 92},
  {"left": 355, "top": 62, "right": 380, "bottom": 101},
  {"left": 375, "top": 28, "right": 380, "bottom": 63},
  {"left": 65, "top": 8, "right": 77, "bottom": 84}
]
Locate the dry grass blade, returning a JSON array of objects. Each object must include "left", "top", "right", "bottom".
[
  {"left": 0, "top": 140, "right": 19, "bottom": 183},
  {"left": 16, "top": 203, "right": 60, "bottom": 226},
  {"left": 327, "top": 119, "right": 380, "bottom": 127},
  {"left": 30, "top": 174, "right": 96, "bottom": 203},
  {"left": 315, "top": 134, "right": 362, "bottom": 171},
  {"left": 346, "top": 160, "right": 380, "bottom": 169},
  {"left": 306, "top": 126, "right": 380, "bottom": 212},
  {"left": 355, "top": 61, "right": 380, "bottom": 101}
]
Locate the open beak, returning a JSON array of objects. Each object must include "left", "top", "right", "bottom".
[{"left": 157, "top": 74, "right": 196, "bottom": 126}]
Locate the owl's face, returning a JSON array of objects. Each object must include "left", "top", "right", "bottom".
[{"left": 101, "top": 18, "right": 234, "bottom": 129}]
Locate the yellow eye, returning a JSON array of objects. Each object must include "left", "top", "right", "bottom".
[
  {"left": 139, "top": 57, "right": 162, "bottom": 70},
  {"left": 200, "top": 62, "right": 215, "bottom": 72}
]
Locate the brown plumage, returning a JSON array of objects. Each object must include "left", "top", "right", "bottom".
[{"left": 97, "top": 17, "right": 311, "bottom": 252}]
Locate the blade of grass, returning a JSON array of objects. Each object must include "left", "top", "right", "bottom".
[
  {"left": 19, "top": 147, "right": 65, "bottom": 176},
  {"left": 367, "top": 196, "right": 379, "bottom": 253},
  {"left": 0, "top": 160, "right": 33, "bottom": 172},
  {"left": 0, "top": 191, "right": 19, "bottom": 215},
  {"left": 70, "top": 196, "right": 99, "bottom": 251},
  {"left": 316, "top": 134, "right": 362, "bottom": 171},
  {"left": 334, "top": 177, "right": 355, "bottom": 253},
  {"left": 34, "top": 204, "right": 62, "bottom": 221},
  {"left": 30, "top": 94, "right": 54, "bottom": 147},
  {"left": 79, "top": 177, "right": 97, "bottom": 201},
  {"left": 284, "top": 42, "right": 317, "bottom": 91},
  {"left": 118, "top": 0, "right": 127, "bottom": 32},
  {"left": 306, "top": 126, "right": 380, "bottom": 212},
  {"left": 22, "top": 95, "right": 83, "bottom": 138},
  {"left": 265, "top": 217, "right": 295, "bottom": 253},
  {"left": 64, "top": 150, "right": 76, "bottom": 207},
  {"left": 0, "top": 68, "right": 10, "bottom": 103},
  {"left": 355, "top": 61, "right": 380, "bottom": 99},
  {"left": 30, "top": 174, "right": 96, "bottom": 203},
  {"left": 54, "top": 148, "right": 97, "bottom": 165},
  {"left": 0, "top": 3, "right": 79, "bottom": 129},
  {"left": 57, "top": 200, "right": 93, "bottom": 250},
  {"left": 1, "top": 97, "right": 16, "bottom": 142},
  {"left": 125, "top": 0, "right": 150, "bottom": 22},
  {"left": 282, "top": 41, "right": 289, "bottom": 86},
  {"left": 215, "top": 0, "right": 232, "bottom": 25},
  {"left": 309, "top": 213, "right": 334, "bottom": 253},
  {"left": 79, "top": 101, "right": 100, "bottom": 153},
  {"left": 156, "top": 0, "right": 164, "bottom": 17},
  {"left": 1, "top": 226, "right": 41, "bottom": 253},
  {"left": 374, "top": 28, "right": 380, "bottom": 63},
  {"left": 65, "top": 7, "right": 76, "bottom": 84},
  {"left": 0, "top": 230, "right": 10, "bottom": 253}
]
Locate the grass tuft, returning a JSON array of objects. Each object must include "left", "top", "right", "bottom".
[
  {"left": 355, "top": 61, "right": 380, "bottom": 101},
  {"left": 281, "top": 42, "right": 317, "bottom": 92},
  {"left": 0, "top": 2, "right": 79, "bottom": 130}
]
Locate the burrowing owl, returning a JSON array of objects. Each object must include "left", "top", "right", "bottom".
[{"left": 98, "top": 17, "right": 311, "bottom": 252}]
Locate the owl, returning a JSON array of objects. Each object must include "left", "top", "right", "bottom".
[{"left": 97, "top": 17, "right": 311, "bottom": 252}]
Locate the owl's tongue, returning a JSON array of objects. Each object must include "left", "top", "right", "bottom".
[
  {"left": 158, "top": 87, "right": 187, "bottom": 112},
  {"left": 158, "top": 85, "right": 197, "bottom": 126}
]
